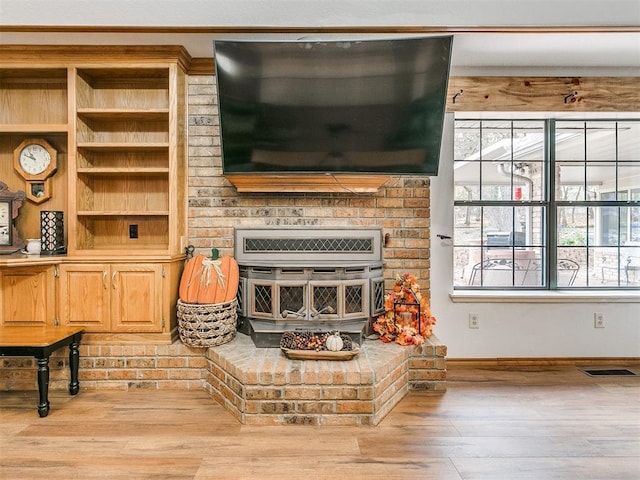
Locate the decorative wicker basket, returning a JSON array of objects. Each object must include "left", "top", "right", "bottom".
[{"left": 177, "top": 298, "right": 238, "bottom": 347}]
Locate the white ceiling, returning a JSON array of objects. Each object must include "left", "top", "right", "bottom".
[{"left": 1, "top": 0, "right": 639, "bottom": 76}]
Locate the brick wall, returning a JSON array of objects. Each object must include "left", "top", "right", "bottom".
[
  {"left": 187, "top": 75, "right": 432, "bottom": 291},
  {"left": 0, "top": 343, "right": 206, "bottom": 392}
]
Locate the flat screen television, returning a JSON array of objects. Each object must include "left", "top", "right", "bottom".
[{"left": 213, "top": 36, "right": 453, "bottom": 176}]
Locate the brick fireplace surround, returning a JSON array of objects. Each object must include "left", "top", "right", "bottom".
[{"left": 0, "top": 333, "right": 446, "bottom": 426}]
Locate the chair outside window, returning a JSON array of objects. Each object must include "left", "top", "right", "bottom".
[
  {"left": 602, "top": 256, "right": 640, "bottom": 285},
  {"left": 469, "top": 258, "right": 579, "bottom": 287}
]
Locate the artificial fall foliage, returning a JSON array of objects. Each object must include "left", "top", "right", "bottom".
[{"left": 372, "top": 273, "right": 437, "bottom": 346}]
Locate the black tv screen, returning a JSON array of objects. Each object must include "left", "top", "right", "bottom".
[{"left": 213, "top": 36, "right": 453, "bottom": 175}]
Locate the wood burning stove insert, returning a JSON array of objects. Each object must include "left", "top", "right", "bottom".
[{"left": 234, "top": 228, "right": 385, "bottom": 347}]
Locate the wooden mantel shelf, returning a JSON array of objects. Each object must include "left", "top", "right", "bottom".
[{"left": 225, "top": 173, "right": 392, "bottom": 193}]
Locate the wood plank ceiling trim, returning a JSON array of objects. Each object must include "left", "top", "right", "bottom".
[{"left": 1, "top": 25, "right": 638, "bottom": 33}]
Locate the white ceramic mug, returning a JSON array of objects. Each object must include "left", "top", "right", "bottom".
[{"left": 26, "top": 238, "right": 41, "bottom": 254}]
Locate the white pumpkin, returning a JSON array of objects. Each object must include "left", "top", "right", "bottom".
[{"left": 326, "top": 332, "right": 344, "bottom": 352}]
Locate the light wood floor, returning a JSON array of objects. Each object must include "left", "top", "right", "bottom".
[{"left": 1, "top": 364, "right": 639, "bottom": 480}]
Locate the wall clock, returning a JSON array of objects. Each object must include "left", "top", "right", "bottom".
[
  {"left": 13, "top": 138, "right": 58, "bottom": 203},
  {"left": 0, "top": 181, "right": 26, "bottom": 254}
]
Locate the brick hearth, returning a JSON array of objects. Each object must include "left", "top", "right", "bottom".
[
  {"left": 203, "top": 334, "right": 446, "bottom": 425},
  {"left": 0, "top": 333, "right": 446, "bottom": 425}
]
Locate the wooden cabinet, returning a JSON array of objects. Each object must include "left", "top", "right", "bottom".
[
  {"left": 58, "top": 262, "right": 166, "bottom": 333},
  {"left": 0, "top": 266, "right": 56, "bottom": 326},
  {"left": 0, "top": 47, "right": 189, "bottom": 342}
]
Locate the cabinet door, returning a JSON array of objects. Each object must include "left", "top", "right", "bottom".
[
  {"left": 111, "top": 263, "right": 163, "bottom": 332},
  {"left": 0, "top": 266, "right": 55, "bottom": 326},
  {"left": 58, "top": 264, "right": 111, "bottom": 331}
]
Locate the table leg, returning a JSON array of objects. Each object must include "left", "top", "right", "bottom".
[
  {"left": 36, "top": 356, "right": 50, "bottom": 417},
  {"left": 68, "top": 340, "right": 80, "bottom": 395}
]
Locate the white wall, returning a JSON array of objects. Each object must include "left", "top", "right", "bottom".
[
  {"left": 430, "top": 114, "right": 640, "bottom": 359},
  {"left": 1, "top": 1, "right": 637, "bottom": 27}
]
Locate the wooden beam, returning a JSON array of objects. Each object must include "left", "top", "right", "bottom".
[
  {"left": 447, "top": 76, "right": 640, "bottom": 112},
  {"left": 224, "top": 174, "right": 391, "bottom": 193}
]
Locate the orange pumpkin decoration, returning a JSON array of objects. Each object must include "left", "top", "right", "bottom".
[{"left": 179, "top": 250, "right": 239, "bottom": 304}]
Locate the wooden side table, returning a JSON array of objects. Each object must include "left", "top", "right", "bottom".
[{"left": 0, "top": 326, "right": 84, "bottom": 417}]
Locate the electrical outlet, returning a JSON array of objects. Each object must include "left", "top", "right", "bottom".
[
  {"left": 594, "top": 313, "right": 605, "bottom": 328},
  {"left": 129, "top": 224, "right": 138, "bottom": 239},
  {"left": 469, "top": 313, "right": 480, "bottom": 329}
]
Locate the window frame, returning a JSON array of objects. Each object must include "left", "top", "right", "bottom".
[{"left": 453, "top": 117, "right": 640, "bottom": 291}]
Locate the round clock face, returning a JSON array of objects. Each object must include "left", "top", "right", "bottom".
[{"left": 19, "top": 144, "right": 52, "bottom": 175}]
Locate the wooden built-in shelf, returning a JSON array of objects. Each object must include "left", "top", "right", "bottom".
[
  {"left": 0, "top": 68, "right": 68, "bottom": 125},
  {"left": 77, "top": 168, "right": 170, "bottom": 175},
  {"left": 74, "top": 244, "right": 171, "bottom": 252},
  {"left": 77, "top": 142, "right": 169, "bottom": 153},
  {"left": 77, "top": 143, "right": 168, "bottom": 150},
  {"left": 76, "top": 109, "right": 170, "bottom": 122},
  {"left": 76, "top": 142, "right": 169, "bottom": 149},
  {"left": 77, "top": 211, "right": 170, "bottom": 216},
  {"left": 0, "top": 124, "right": 69, "bottom": 133}
]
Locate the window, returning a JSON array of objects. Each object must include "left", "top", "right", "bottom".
[{"left": 453, "top": 119, "right": 640, "bottom": 289}]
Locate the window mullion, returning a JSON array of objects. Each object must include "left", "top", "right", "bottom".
[{"left": 547, "top": 119, "right": 557, "bottom": 289}]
